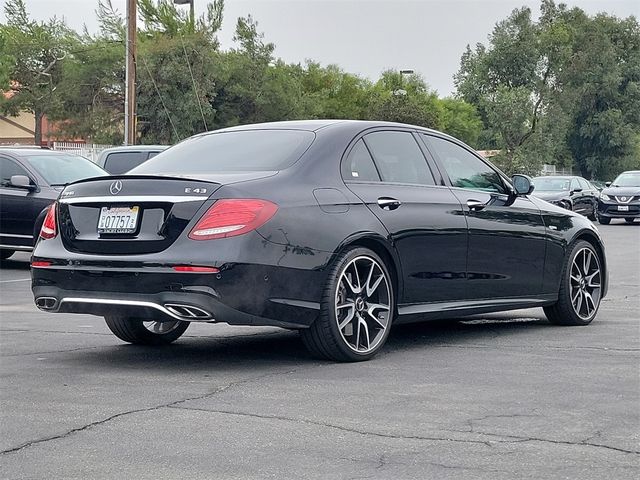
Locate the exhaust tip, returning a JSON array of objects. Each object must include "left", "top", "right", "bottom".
[
  {"left": 164, "top": 303, "right": 213, "bottom": 321},
  {"left": 35, "top": 297, "right": 58, "bottom": 311}
]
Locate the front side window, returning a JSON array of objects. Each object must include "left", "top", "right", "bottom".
[
  {"left": 0, "top": 157, "right": 31, "bottom": 187},
  {"left": 570, "top": 179, "right": 581, "bottom": 191},
  {"left": 578, "top": 178, "right": 591, "bottom": 190},
  {"left": 341, "top": 140, "right": 380, "bottom": 182},
  {"left": 425, "top": 135, "right": 505, "bottom": 193},
  {"left": 363, "top": 131, "right": 434, "bottom": 185}
]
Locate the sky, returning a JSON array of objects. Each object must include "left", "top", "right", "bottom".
[{"left": 2, "top": 0, "right": 639, "bottom": 95}]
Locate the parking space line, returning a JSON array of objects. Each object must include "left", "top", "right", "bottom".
[{"left": 0, "top": 278, "right": 31, "bottom": 283}]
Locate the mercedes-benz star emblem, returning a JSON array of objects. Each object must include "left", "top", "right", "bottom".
[{"left": 109, "top": 180, "right": 123, "bottom": 195}]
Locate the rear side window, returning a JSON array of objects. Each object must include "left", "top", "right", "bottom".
[
  {"left": 131, "top": 130, "right": 315, "bottom": 174},
  {"left": 341, "top": 140, "right": 380, "bottom": 182},
  {"left": 425, "top": 135, "right": 506, "bottom": 193},
  {"left": 363, "top": 131, "right": 435, "bottom": 185},
  {"left": 104, "top": 152, "right": 149, "bottom": 175}
]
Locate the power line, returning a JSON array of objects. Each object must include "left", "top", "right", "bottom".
[
  {"left": 140, "top": 54, "right": 179, "bottom": 142},
  {"left": 180, "top": 34, "right": 208, "bottom": 132}
]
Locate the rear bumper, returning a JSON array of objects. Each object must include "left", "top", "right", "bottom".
[
  {"left": 32, "top": 286, "right": 312, "bottom": 328},
  {"left": 32, "top": 276, "right": 319, "bottom": 329},
  {"left": 31, "top": 259, "right": 327, "bottom": 329}
]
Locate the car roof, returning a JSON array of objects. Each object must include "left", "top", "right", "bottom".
[
  {"left": 0, "top": 147, "right": 77, "bottom": 158},
  {"left": 198, "top": 119, "right": 450, "bottom": 138},
  {"left": 99, "top": 145, "right": 168, "bottom": 154}
]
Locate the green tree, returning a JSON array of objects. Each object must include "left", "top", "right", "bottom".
[
  {"left": 0, "top": 0, "right": 75, "bottom": 145},
  {"left": 299, "top": 62, "right": 371, "bottom": 120},
  {"left": 437, "top": 97, "right": 482, "bottom": 147},
  {"left": 562, "top": 14, "right": 640, "bottom": 179},
  {"left": 366, "top": 70, "right": 442, "bottom": 129}
]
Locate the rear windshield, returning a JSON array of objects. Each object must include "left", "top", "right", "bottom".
[
  {"left": 24, "top": 153, "right": 106, "bottom": 185},
  {"left": 130, "top": 130, "right": 315, "bottom": 174}
]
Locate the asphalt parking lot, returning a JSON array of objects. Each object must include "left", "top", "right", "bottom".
[{"left": 0, "top": 222, "right": 638, "bottom": 479}]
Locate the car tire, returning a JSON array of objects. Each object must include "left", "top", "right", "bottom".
[
  {"left": 624, "top": 218, "right": 635, "bottom": 224},
  {"left": 300, "top": 247, "right": 395, "bottom": 362},
  {"left": 587, "top": 204, "right": 597, "bottom": 221},
  {"left": 544, "top": 240, "right": 603, "bottom": 326},
  {"left": 0, "top": 249, "right": 14, "bottom": 260},
  {"left": 104, "top": 315, "right": 189, "bottom": 345},
  {"left": 597, "top": 216, "right": 610, "bottom": 225}
]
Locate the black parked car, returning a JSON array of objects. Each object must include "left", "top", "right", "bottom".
[
  {"left": 0, "top": 148, "right": 107, "bottom": 259},
  {"left": 97, "top": 145, "right": 168, "bottom": 174},
  {"left": 31, "top": 121, "right": 608, "bottom": 361},
  {"left": 531, "top": 176, "right": 599, "bottom": 220},
  {"left": 597, "top": 170, "right": 640, "bottom": 224}
]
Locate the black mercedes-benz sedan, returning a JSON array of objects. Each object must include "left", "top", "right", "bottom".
[
  {"left": 31, "top": 121, "right": 608, "bottom": 361},
  {"left": 0, "top": 148, "right": 107, "bottom": 259},
  {"left": 597, "top": 170, "right": 640, "bottom": 224},
  {"left": 531, "top": 175, "right": 599, "bottom": 219}
]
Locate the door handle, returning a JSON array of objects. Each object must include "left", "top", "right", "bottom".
[
  {"left": 467, "top": 199, "right": 486, "bottom": 212},
  {"left": 377, "top": 197, "right": 402, "bottom": 210}
]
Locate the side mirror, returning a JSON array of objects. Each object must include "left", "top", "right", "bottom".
[
  {"left": 605, "top": 181, "right": 611, "bottom": 187},
  {"left": 512, "top": 174, "right": 534, "bottom": 196},
  {"left": 10, "top": 175, "right": 35, "bottom": 190},
  {"left": 571, "top": 188, "right": 583, "bottom": 194}
]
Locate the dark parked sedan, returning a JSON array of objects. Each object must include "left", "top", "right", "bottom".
[
  {"left": 0, "top": 148, "right": 107, "bottom": 259},
  {"left": 97, "top": 145, "right": 168, "bottom": 175},
  {"left": 31, "top": 121, "right": 608, "bottom": 361},
  {"left": 532, "top": 176, "right": 599, "bottom": 219},
  {"left": 597, "top": 170, "right": 640, "bottom": 224}
]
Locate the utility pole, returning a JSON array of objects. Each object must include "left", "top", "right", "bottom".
[{"left": 124, "top": 0, "right": 137, "bottom": 145}]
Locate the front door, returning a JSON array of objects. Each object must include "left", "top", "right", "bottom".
[
  {"left": 0, "top": 156, "right": 37, "bottom": 248},
  {"left": 422, "top": 134, "right": 547, "bottom": 299}
]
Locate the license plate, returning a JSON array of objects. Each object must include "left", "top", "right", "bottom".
[
  {"left": 98, "top": 206, "right": 139, "bottom": 234},
  {"left": 618, "top": 205, "right": 629, "bottom": 211}
]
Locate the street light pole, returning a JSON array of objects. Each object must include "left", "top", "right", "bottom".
[
  {"left": 399, "top": 69, "right": 414, "bottom": 89},
  {"left": 124, "top": 0, "right": 137, "bottom": 145},
  {"left": 174, "top": 0, "right": 195, "bottom": 26}
]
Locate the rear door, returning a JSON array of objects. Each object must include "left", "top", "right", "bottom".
[
  {"left": 343, "top": 130, "right": 468, "bottom": 303},
  {"left": 422, "top": 134, "right": 546, "bottom": 299}
]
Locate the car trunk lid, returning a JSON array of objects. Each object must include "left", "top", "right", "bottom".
[{"left": 57, "top": 175, "right": 220, "bottom": 255}]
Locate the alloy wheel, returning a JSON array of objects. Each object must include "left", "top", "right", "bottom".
[
  {"left": 569, "top": 247, "right": 602, "bottom": 320},
  {"left": 335, "top": 256, "right": 391, "bottom": 353},
  {"left": 142, "top": 320, "right": 183, "bottom": 335}
]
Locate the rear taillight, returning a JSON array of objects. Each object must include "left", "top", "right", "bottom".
[
  {"left": 189, "top": 199, "right": 278, "bottom": 240},
  {"left": 40, "top": 203, "right": 57, "bottom": 240}
]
